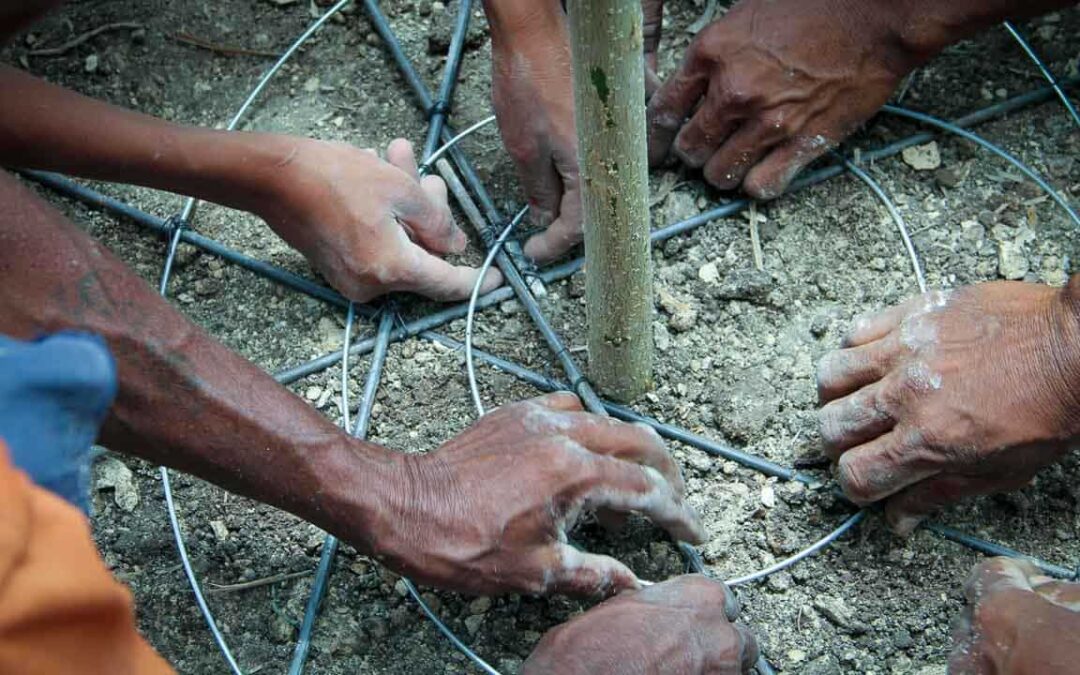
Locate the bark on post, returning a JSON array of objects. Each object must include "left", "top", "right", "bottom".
[{"left": 567, "top": 0, "right": 654, "bottom": 401}]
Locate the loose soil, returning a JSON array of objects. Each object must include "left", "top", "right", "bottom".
[{"left": 4, "top": 1, "right": 1079, "bottom": 673}]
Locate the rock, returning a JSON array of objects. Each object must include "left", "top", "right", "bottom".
[
  {"left": 303, "top": 76, "right": 320, "bottom": 92},
  {"left": 901, "top": 141, "right": 941, "bottom": 171},
  {"left": 317, "top": 316, "right": 341, "bottom": 350},
  {"left": 95, "top": 457, "right": 139, "bottom": 511},
  {"left": 934, "top": 165, "right": 964, "bottom": 189},
  {"left": 786, "top": 649, "right": 806, "bottom": 664},
  {"left": 84, "top": 53, "right": 99, "bottom": 73},
  {"left": 960, "top": 219, "right": 984, "bottom": 243},
  {"left": 499, "top": 300, "right": 521, "bottom": 315},
  {"left": 270, "top": 615, "right": 295, "bottom": 643},
  {"left": 653, "top": 322, "right": 671, "bottom": 352},
  {"left": 697, "top": 261, "right": 720, "bottom": 284},
  {"left": 394, "top": 579, "right": 409, "bottom": 597},
  {"left": 891, "top": 628, "right": 914, "bottom": 650},
  {"left": 810, "top": 314, "right": 829, "bottom": 338},
  {"left": 813, "top": 596, "right": 868, "bottom": 635},
  {"left": 210, "top": 520, "right": 229, "bottom": 541},
  {"left": 568, "top": 270, "right": 586, "bottom": 298},
  {"left": 997, "top": 239, "right": 1029, "bottom": 280},
  {"left": 468, "top": 597, "right": 492, "bottom": 615},
  {"left": 464, "top": 613, "right": 484, "bottom": 636},
  {"left": 305, "top": 386, "right": 323, "bottom": 401},
  {"left": 657, "top": 288, "right": 697, "bottom": 332},
  {"left": 760, "top": 483, "right": 776, "bottom": 508},
  {"left": 716, "top": 268, "right": 772, "bottom": 304},
  {"left": 802, "top": 655, "right": 842, "bottom": 675},
  {"left": 661, "top": 190, "right": 699, "bottom": 225}
]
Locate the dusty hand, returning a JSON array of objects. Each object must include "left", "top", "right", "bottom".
[
  {"left": 951, "top": 557, "right": 1080, "bottom": 674},
  {"left": 817, "top": 281, "right": 1080, "bottom": 534},
  {"left": 259, "top": 137, "right": 500, "bottom": 302},
  {"left": 370, "top": 392, "right": 703, "bottom": 597},
  {"left": 490, "top": 17, "right": 582, "bottom": 263},
  {"left": 647, "top": 0, "right": 921, "bottom": 198},
  {"left": 642, "top": 0, "right": 664, "bottom": 95},
  {"left": 522, "top": 575, "right": 759, "bottom": 675}
]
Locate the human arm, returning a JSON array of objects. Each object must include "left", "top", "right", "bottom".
[
  {"left": 816, "top": 278, "right": 1080, "bottom": 533},
  {"left": 521, "top": 575, "right": 759, "bottom": 675},
  {"left": 0, "top": 64, "right": 498, "bottom": 301},
  {"left": 951, "top": 557, "right": 1080, "bottom": 674},
  {"left": 1, "top": 171, "right": 702, "bottom": 595},
  {"left": 646, "top": 0, "right": 1079, "bottom": 199}
]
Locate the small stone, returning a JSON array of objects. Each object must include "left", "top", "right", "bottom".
[
  {"left": 131, "top": 28, "right": 146, "bottom": 44},
  {"left": 901, "top": 141, "right": 941, "bottom": 171},
  {"left": 270, "top": 615, "right": 295, "bottom": 643},
  {"left": 698, "top": 261, "right": 720, "bottom": 284},
  {"left": 568, "top": 271, "right": 586, "bottom": 298},
  {"left": 960, "top": 219, "right": 984, "bottom": 243},
  {"left": 810, "top": 315, "right": 829, "bottom": 338},
  {"left": 687, "top": 453, "right": 712, "bottom": 474},
  {"left": 394, "top": 579, "right": 409, "bottom": 597},
  {"left": 934, "top": 166, "right": 964, "bottom": 189},
  {"left": 892, "top": 628, "right": 914, "bottom": 650},
  {"left": 305, "top": 386, "right": 323, "bottom": 401},
  {"left": 303, "top": 76, "right": 320, "bottom": 92},
  {"left": 464, "top": 614, "right": 484, "bottom": 635},
  {"left": 657, "top": 288, "right": 697, "bottom": 332},
  {"left": 499, "top": 300, "right": 521, "bottom": 315},
  {"left": 210, "top": 520, "right": 229, "bottom": 541},
  {"left": 760, "top": 483, "right": 776, "bottom": 508},
  {"left": 84, "top": 53, "right": 99, "bottom": 73},
  {"left": 997, "top": 239, "right": 1029, "bottom": 280},
  {"left": 95, "top": 457, "right": 139, "bottom": 511},
  {"left": 787, "top": 649, "right": 807, "bottom": 664},
  {"left": 468, "top": 597, "right": 492, "bottom": 615},
  {"left": 813, "top": 596, "right": 868, "bottom": 635},
  {"left": 431, "top": 0, "right": 445, "bottom": 12},
  {"left": 653, "top": 322, "right": 671, "bottom": 352}
]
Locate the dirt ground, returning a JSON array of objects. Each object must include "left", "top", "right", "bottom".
[{"left": 4, "top": 1, "right": 1080, "bottom": 673}]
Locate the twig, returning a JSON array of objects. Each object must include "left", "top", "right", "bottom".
[
  {"left": 28, "top": 22, "right": 142, "bottom": 57},
  {"left": 207, "top": 569, "right": 313, "bottom": 594},
  {"left": 172, "top": 32, "right": 280, "bottom": 58},
  {"left": 748, "top": 201, "right": 765, "bottom": 271}
]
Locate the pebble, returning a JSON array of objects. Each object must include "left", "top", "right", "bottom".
[
  {"left": 997, "top": 238, "right": 1029, "bottom": 280},
  {"left": 394, "top": 579, "right": 409, "bottom": 597},
  {"left": 760, "top": 483, "right": 777, "bottom": 508},
  {"left": 697, "top": 261, "right": 720, "bottom": 284},
  {"left": 464, "top": 614, "right": 484, "bottom": 636},
  {"left": 468, "top": 597, "right": 492, "bottom": 614},
  {"left": 95, "top": 457, "right": 140, "bottom": 511},
  {"left": 210, "top": 520, "right": 229, "bottom": 541},
  {"left": 270, "top": 615, "right": 295, "bottom": 643},
  {"left": 84, "top": 53, "right": 99, "bottom": 73},
  {"left": 305, "top": 385, "right": 323, "bottom": 401},
  {"left": 653, "top": 322, "right": 671, "bottom": 352},
  {"left": 901, "top": 141, "right": 941, "bottom": 171}
]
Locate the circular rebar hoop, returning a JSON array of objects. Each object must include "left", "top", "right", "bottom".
[
  {"left": 1003, "top": 21, "right": 1080, "bottom": 128},
  {"left": 419, "top": 114, "right": 498, "bottom": 176}
]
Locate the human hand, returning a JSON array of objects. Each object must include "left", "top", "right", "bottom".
[
  {"left": 521, "top": 574, "right": 759, "bottom": 675},
  {"left": 950, "top": 557, "right": 1080, "bottom": 674},
  {"left": 642, "top": 0, "right": 664, "bottom": 95},
  {"left": 258, "top": 137, "right": 501, "bottom": 302},
  {"left": 369, "top": 392, "right": 703, "bottom": 597},
  {"left": 646, "top": 0, "right": 923, "bottom": 198},
  {"left": 489, "top": 12, "right": 582, "bottom": 263},
  {"left": 817, "top": 280, "right": 1080, "bottom": 534}
]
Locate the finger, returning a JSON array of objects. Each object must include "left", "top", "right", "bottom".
[
  {"left": 523, "top": 183, "right": 584, "bottom": 262},
  {"left": 394, "top": 241, "right": 503, "bottom": 301},
  {"left": 645, "top": 65, "right": 663, "bottom": 100},
  {"left": 672, "top": 104, "right": 741, "bottom": 169},
  {"left": 418, "top": 174, "right": 467, "bottom": 252},
  {"left": 516, "top": 151, "right": 564, "bottom": 233},
  {"left": 1032, "top": 581, "right": 1080, "bottom": 611},
  {"left": 391, "top": 179, "right": 465, "bottom": 255},
  {"left": 647, "top": 52, "right": 709, "bottom": 165},
  {"left": 386, "top": 138, "right": 420, "bottom": 180},
  {"left": 883, "top": 474, "right": 1003, "bottom": 537},
  {"left": 816, "top": 334, "right": 901, "bottom": 403},
  {"left": 544, "top": 543, "right": 641, "bottom": 597},
  {"left": 962, "top": 557, "right": 1039, "bottom": 604},
  {"left": 742, "top": 131, "right": 836, "bottom": 200},
  {"left": 585, "top": 459, "right": 706, "bottom": 544},
  {"left": 522, "top": 409, "right": 685, "bottom": 495},
  {"left": 636, "top": 574, "right": 738, "bottom": 618},
  {"left": 818, "top": 380, "right": 896, "bottom": 458},
  {"left": 840, "top": 291, "right": 951, "bottom": 348},
  {"left": 532, "top": 391, "right": 585, "bottom": 413},
  {"left": 702, "top": 117, "right": 786, "bottom": 191},
  {"left": 736, "top": 623, "right": 761, "bottom": 674},
  {"left": 836, "top": 428, "right": 939, "bottom": 505}
]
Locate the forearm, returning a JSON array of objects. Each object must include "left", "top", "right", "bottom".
[
  {"left": 0, "top": 171, "right": 395, "bottom": 550},
  {"left": 884, "top": 0, "right": 1079, "bottom": 57},
  {"left": 0, "top": 65, "right": 293, "bottom": 216}
]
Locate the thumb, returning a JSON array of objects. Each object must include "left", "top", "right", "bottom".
[{"left": 543, "top": 544, "right": 641, "bottom": 598}]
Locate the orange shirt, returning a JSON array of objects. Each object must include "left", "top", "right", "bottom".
[{"left": 0, "top": 442, "right": 173, "bottom": 674}]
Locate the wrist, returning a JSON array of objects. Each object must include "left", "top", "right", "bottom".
[
  {"left": 1044, "top": 275, "right": 1080, "bottom": 440},
  {"left": 483, "top": 0, "right": 565, "bottom": 52},
  {"left": 294, "top": 435, "right": 406, "bottom": 557}
]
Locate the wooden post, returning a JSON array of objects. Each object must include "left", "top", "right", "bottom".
[{"left": 567, "top": 0, "right": 653, "bottom": 401}]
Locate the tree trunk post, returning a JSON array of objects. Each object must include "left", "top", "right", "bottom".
[{"left": 566, "top": 0, "right": 654, "bottom": 402}]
